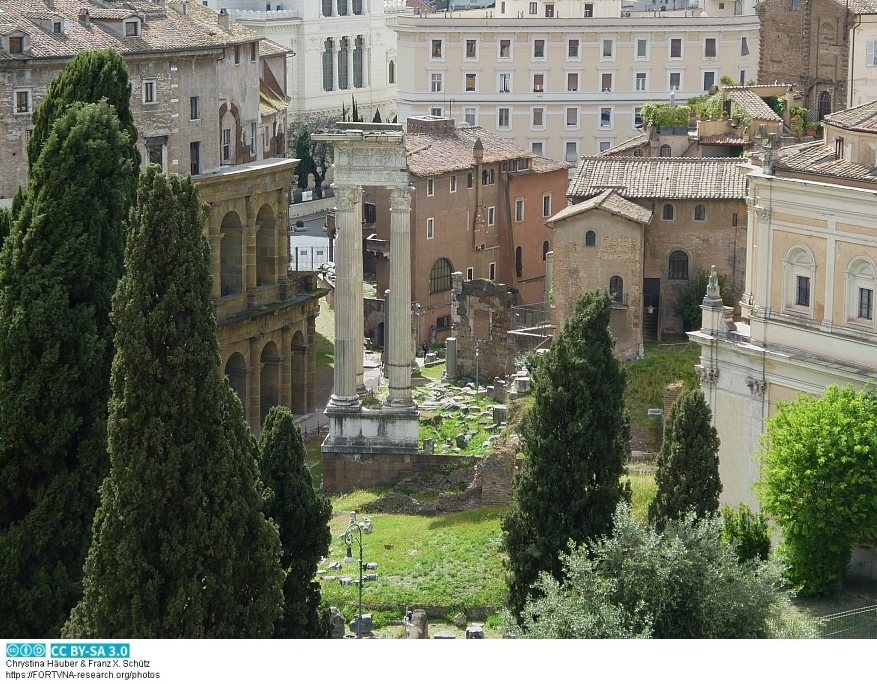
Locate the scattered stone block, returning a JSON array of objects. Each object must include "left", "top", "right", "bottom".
[
  {"left": 329, "top": 607, "right": 346, "bottom": 638},
  {"left": 453, "top": 612, "right": 468, "bottom": 629},
  {"left": 466, "top": 623, "right": 485, "bottom": 639},
  {"left": 349, "top": 613, "right": 373, "bottom": 635},
  {"left": 433, "top": 631, "right": 456, "bottom": 639},
  {"left": 406, "top": 609, "right": 429, "bottom": 639}
]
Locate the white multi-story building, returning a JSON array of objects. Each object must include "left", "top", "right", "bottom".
[
  {"left": 390, "top": 0, "right": 759, "bottom": 160},
  {"left": 209, "top": 0, "right": 398, "bottom": 121}
]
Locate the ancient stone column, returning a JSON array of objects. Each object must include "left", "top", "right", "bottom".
[
  {"left": 352, "top": 190, "right": 366, "bottom": 397},
  {"left": 328, "top": 185, "right": 362, "bottom": 409},
  {"left": 244, "top": 195, "right": 257, "bottom": 292},
  {"left": 385, "top": 186, "right": 414, "bottom": 408}
]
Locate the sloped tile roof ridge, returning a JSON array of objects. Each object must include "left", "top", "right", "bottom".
[
  {"left": 549, "top": 189, "right": 652, "bottom": 225},
  {"left": 822, "top": 101, "right": 877, "bottom": 133}
]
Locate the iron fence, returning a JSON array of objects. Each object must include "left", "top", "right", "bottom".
[
  {"left": 510, "top": 302, "right": 551, "bottom": 333},
  {"left": 818, "top": 604, "right": 877, "bottom": 639}
]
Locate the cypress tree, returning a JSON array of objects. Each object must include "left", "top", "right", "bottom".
[
  {"left": 64, "top": 168, "right": 284, "bottom": 638},
  {"left": 258, "top": 406, "right": 332, "bottom": 638},
  {"left": 0, "top": 101, "right": 133, "bottom": 637},
  {"left": 28, "top": 48, "right": 140, "bottom": 186},
  {"left": 372, "top": 108, "right": 382, "bottom": 123},
  {"left": 501, "top": 290, "right": 631, "bottom": 622},
  {"left": 648, "top": 389, "right": 722, "bottom": 529}
]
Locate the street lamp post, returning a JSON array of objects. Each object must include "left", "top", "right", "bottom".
[{"left": 341, "top": 512, "right": 374, "bottom": 639}]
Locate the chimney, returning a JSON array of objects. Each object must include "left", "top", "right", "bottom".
[
  {"left": 44, "top": 0, "right": 55, "bottom": 9},
  {"left": 218, "top": 7, "right": 230, "bottom": 30},
  {"left": 473, "top": 137, "right": 484, "bottom": 165},
  {"left": 79, "top": 8, "right": 90, "bottom": 26}
]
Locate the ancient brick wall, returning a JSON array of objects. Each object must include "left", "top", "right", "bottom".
[{"left": 323, "top": 450, "right": 475, "bottom": 493}]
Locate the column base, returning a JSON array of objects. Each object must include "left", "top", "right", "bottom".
[{"left": 327, "top": 395, "right": 362, "bottom": 413}]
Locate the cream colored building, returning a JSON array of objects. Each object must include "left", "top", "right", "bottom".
[
  {"left": 390, "top": 0, "right": 759, "bottom": 161},
  {"left": 690, "top": 101, "right": 877, "bottom": 509},
  {"left": 217, "top": 0, "right": 398, "bottom": 121}
]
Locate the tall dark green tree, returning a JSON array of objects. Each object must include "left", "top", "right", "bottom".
[
  {"left": 64, "top": 168, "right": 284, "bottom": 638},
  {"left": 648, "top": 389, "right": 722, "bottom": 529},
  {"left": 28, "top": 48, "right": 140, "bottom": 185},
  {"left": 258, "top": 406, "right": 332, "bottom": 638},
  {"left": 501, "top": 290, "right": 631, "bottom": 622},
  {"left": 0, "top": 101, "right": 133, "bottom": 637}
]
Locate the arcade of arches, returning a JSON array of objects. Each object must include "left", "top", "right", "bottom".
[{"left": 195, "top": 159, "right": 324, "bottom": 434}]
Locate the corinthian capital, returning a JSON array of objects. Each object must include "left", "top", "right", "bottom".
[{"left": 389, "top": 186, "right": 412, "bottom": 212}]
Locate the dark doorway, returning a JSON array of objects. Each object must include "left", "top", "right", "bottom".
[{"left": 643, "top": 278, "right": 661, "bottom": 341}]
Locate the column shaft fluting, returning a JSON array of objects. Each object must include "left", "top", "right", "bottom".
[
  {"left": 329, "top": 185, "right": 362, "bottom": 406},
  {"left": 385, "top": 186, "right": 414, "bottom": 407}
]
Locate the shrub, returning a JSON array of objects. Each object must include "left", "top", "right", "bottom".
[
  {"left": 721, "top": 503, "right": 770, "bottom": 564},
  {"left": 675, "top": 270, "right": 734, "bottom": 331}
]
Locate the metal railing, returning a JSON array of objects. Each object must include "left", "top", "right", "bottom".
[
  {"left": 818, "top": 604, "right": 877, "bottom": 639},
  {"left": 510, "top": 302, "right": 551, "bottom": 333}
]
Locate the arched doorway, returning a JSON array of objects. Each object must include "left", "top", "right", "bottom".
[
  {"left": 224, "top": 352, "right": 247, "bottom": 413},
  {"left": 260, "top": 341, "right": 281, "bottom": 427},
  {"left": 256, "top": 204, "right": 276, "bottom": 286},
  {"left": 220, "top": 211, "right": 243, "bottom": 296},
  {"left": 818, "top": 91, "right": 832, "bottom": 121}
]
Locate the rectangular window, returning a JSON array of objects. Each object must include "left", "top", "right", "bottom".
[
  {"left": 600, "top": 107, "right": 612, "bottom": 128},
  {"left": 636, "top": 38, "right": 648, "bottom": 58},
  {"left": 450, "top": 176, "right": 457, "bottom": 193},
  {"left": 489, "top": 262, "right": 496, "bottom": 281},
  {"left": 703, "top": 71, "right": 716, "bottom": 91},
  {"left": 791, "top": 0, "right": 801, "bottom": 9},
  {"left": 487, "top": 207, "right": 495, "bottom": 226},
  {"left": 498, "top": 107, "right": 510, "bottom": 128},
  {"left": 533, "top": 74, "right": 544, "bottom": 92},
  {"left": 430, "top": 73, "right": 443, "bottom": 93},
  {"left": 427, "top": 178, "right": 434, "bottom": 196},
  {"left": 9, "top": 36, "right": 23, "bottom": 53},
  {"left": 531, "top": 141, "right": 544, "bottom": 155},
  {"left": 464, "top": 107, "right": 476, "bottom": 126},
  {"left": 704, "top": 38, "right": 717, "bottom": 58},
  {"left": 741, "top": 36, "right": 749, "bottom": 56},
  {"left": 467, "top": 267, "right": 474, "bottom": 281},
  {"left": 142, "top": 80, "right": 156, "bottom": 104},
  {"left": 466, "top": 39, "right": 477, "bottom": 59},
  {"left": 234, "top": 45, "right": 241, "bottom": 64},
  {"left": 543, "top": 194, "right": 551, "bottom": 217},
  {"left": 529, "top": 1, "right": 537, "bottom": 13},
  {"left": 567, "top": 72, "right": 579, "bottom": 91},
  {"left": 499, "top": 39, "right": 511, "bottom": 59},
  {"left": 467, "top": 172, "right": 473, "bottom": 188},
  {"left": 431, "top": 39, "right": 442, "bottom": 59},
  {"left": 602, "top": 39, "right": 613, "bottom": 58},
  {"left": 532, "top": 107, "right": 544, "bottom": 128},
  {"left": 427, "top": 217, "right": 434, "bottom": 239},
  {"left": 740, "top": 70, "right": 747, "bottom": 85},
  {"left": 584, "top": 3, "right": 593, "bottom": 16},
  {"left": 190, "top": 141, "right": 201, "bottom": 175},
  {"left": 250, "top": 122, "right": 257, "bottom": 155},
  {"left": 264, "top": 125, "right": 270, "bottom": 149},
  {"left": 669, "top": 72, "right": 681, "bottom": 91},
  {"left": 533, "top": 39, "right": 545, "bottom": 59},
  {"left": 868, "top": 39, "right": 877, "bottom": 66},
  {"left": 364, "top": 203, "right": 376, "bottom": 224},
  {"left": 634, "top": 107, "right": 643, "bottom": 127},
  {"left": 599, "top": 141, "right": 611, "bottom": 152},
  {"left": 499, "top": 73, "right": 511, "bottom": 92},
  {"left": 860, "top": 288, "right": 874, "bottom": 319},
  {"left": 222, "top": 128, "right": 231, "bottom": 162},
  {"left": 190, "top": 96, "right": 200, "bottom": 120},
  {"left": 430, "top": 106, "right": 443, "bottom": 117},
  {"left": 146, "top": 140, "right": 164, "bottom": 168},
  {"left": 545, "top": 3, "right": 554, "bottom": 16},
  {"left": 796, "top": 275, "right": 810, "bottom": 307},
  {"left": 670, "top": 38, "right": 682, "bottom": 58},
  {"left": 124, "top": 21, "right": 139, "bottom": 37},
  {"left": 568, "top": 39, "right": 579, "bottom": 58},
  {"left": 636, "top": 72, "right": 647, "bottom": 91},
  {"left": 465, "top": 73, "right": 476, "bottom": 91},
  {"left": 601, "top": 73, "right": 613, "bottom": 92},
  {"left": 565, "top": 141, "right": 578, "bottom": 162},
  {"left": 251, "top": 41, "right": 257, "bottom": 62},
  {"left": 14, "top": 90, "right": 30, "bottom": 114},
  {"left": 515, "top": 198, "right": 524, "bottom": 222},
  {"left": 566, "top": 107, "right": 578, "bottom": 127}
]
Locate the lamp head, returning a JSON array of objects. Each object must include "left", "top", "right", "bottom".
[{"left": 344, "top": 543, "right": 355, "bottom": 563}]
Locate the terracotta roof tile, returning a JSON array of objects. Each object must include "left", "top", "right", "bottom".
[
  {"left": 774, "top": 140, "right": 877, "bottom": 183},
  {"left": 724, "top": 87, "right": 783, "bottom": 122},
  {"left": 822, "top": 101, "right": 877, "bottom": 133},
  {"left": 699, "top": 133, "right": 748, "bottom": 145},
  {"left": 568, "top": 156, "right": 748, "bottom": 200},
  {"left": 548, "top": 189, "right": 652, "bottom": 225},
  {"left": 599, "top": 133, "right": 649, "bottom": 156}
]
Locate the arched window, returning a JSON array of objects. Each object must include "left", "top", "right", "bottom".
[
  {"left": 388, "top": 60, "right": 395, "bottom": 84},
  {"left": 322, "top": 39, "right": 334, "bottom": 91},
  {"left": 516, "top": 246, "right": 523, "bottom": 278},
  {"left": 783, "top": 245, "right": 816, "bottom": 315},
  {"left": 694, "top": 204, "right": 706, "bottom": 221},
  {"left": 542, "top": 240, "right": 549, "bottom": 261},
  {"left": 633, "top": 148, "right": 643, "bottom": 157},
  {"left": 818, "top": 91, "right": 832, "bottom": 121},
  {"left": 845, "top": 255, "right": 877, "bottom": 327},
  {"left": 660, "top": 144, "right": 671, "bottom": 157},
  {"left": 353, "top": 36, "right": 364, "bottom": 88},
  {"left": 662, "top": 203, "right": 674, "bottom": 220},
  {"left": 430, "top": 258, "right": 453, "bottom": 293},
  {"left": 668, "top": 250, "right": 689, "bottom": 280},
  {"left": 322, "top": 0, "right": 333, "bottom": 17},
  {"left": 585, "top": 230, "right": 596, "bottom": 247},
  {"left": 609, "top": 275, "right": 624, "bottom": 306},
  {"left": 338, "top": 37, "right": 349, "bottom": 90}
]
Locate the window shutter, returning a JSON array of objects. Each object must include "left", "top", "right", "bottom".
[{"left": 868, "top": 40, "right": 875, "bottom": 66}]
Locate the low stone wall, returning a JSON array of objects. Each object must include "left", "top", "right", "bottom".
[{"left": 323, "top": 450, "right": 474, "bottom": 494}]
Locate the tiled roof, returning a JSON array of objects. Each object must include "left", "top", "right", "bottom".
[
  {"left": 259, "top": 37, "right": 289, "bottom": 57},
  {"left": 548, "top": 189, "right": 652, "bottom": 226},
  {"left": 599, "top": 134, "right": 649, "bottom": 156},
  {"left": 407, "top": 126, "right": 535, "bottom": 176},
  {"left": 774, "top": 140, "right": 877, "bottom": 183},
  {"left": 699, "top": 133, "right": 748, "bottom": 145},
  {"left": 822, "top": 101, "right": 877, "bottom": 133},
  {"left": 840, "top": 0, "right": 877, "bottom": 13},
  {"left": 519, "top": 155, "right": 572, "bottom": 174},
  {"left": 724, "top": 87, "right": 783, "bottom": 122},
  {"left": 0, "top": 0, "right": 261, "bottom": 60},
  {"left": 568, "top": 156, "right": 749, "bottom": 200}
]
